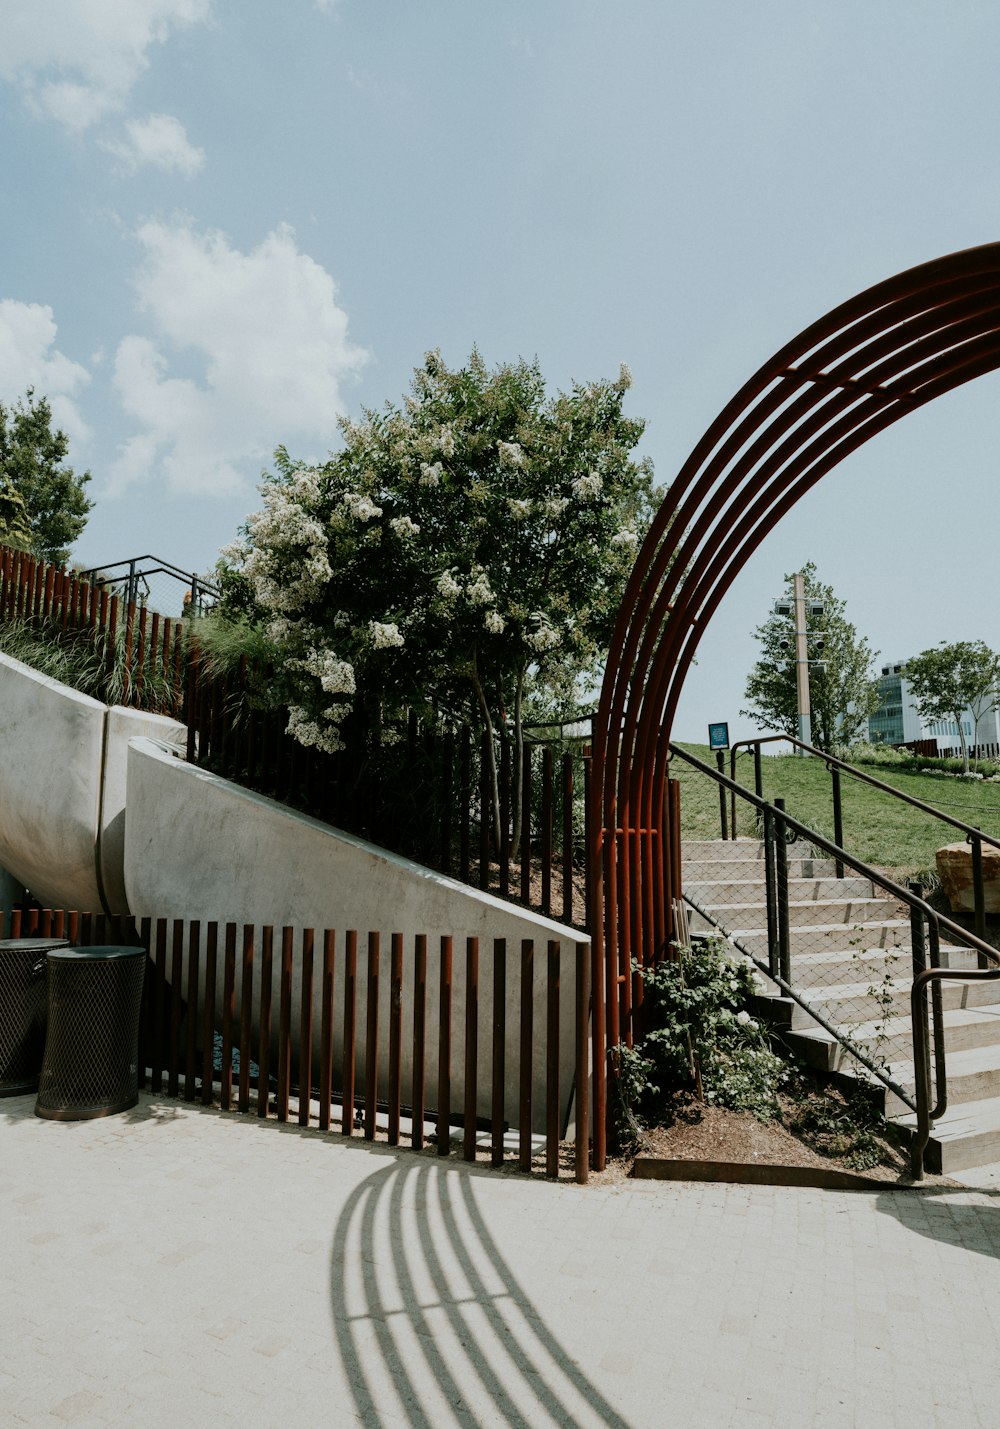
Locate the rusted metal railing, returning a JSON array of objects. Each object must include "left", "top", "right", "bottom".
[{"left": 2, "top": 905, "right": 592, "bottom": 1183}]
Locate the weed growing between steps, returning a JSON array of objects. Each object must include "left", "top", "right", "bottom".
[{"left": 614, "top": 935, "right": 908, "bottom": 1173}]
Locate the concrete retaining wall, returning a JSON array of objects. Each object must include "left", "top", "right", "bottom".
[
  {"left": 0, "top": 652, "right": 186, "bottom": 913},
  {"left": 124, "top": 737, "right": 588, "bottom": 1132}
]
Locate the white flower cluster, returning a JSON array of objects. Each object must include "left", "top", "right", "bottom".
[
  {"left": 543, "top": 497, "right": 569, "bottom": 520},
  {"left": 342, "top": 492, "right": 383, "bottom": 522},
  {"left": 304, "top": 649, "right": 356, "bottom": 695},
  {"left": 571, "top": 471, "right": 603, "bottom": 500},
  {"left": 287, "top": 706, "right": 345, "bottom": 755},
  {"left": 466, "top": 567, "right": 493, "bottom": 605},
  {"left": 419, "top": 462, "right": 442, "bottom": 487},
  {"left": 484, "top": 610, "right": 505, "bottom": 634},
  {"left": 436, "top": 570, "right": 461, "bottom": 600},
  {"left": 525, "top": 617, "right": 560, "bottom": 652},
  {"left": 242, "top": 482, "right": 332, "bottom": 611},
  {"left": 390, "top": 515, "right": 420, "bottom": 539},
  {"left": 611, "top": 527, "right": 638, "bottom": 548},
  {"left": 437, "top": 425, "right": 456, "bottom": 458},
  {"left": 507, "top": 498, "right": 531, "bottom": 520},
  {"left": 497, "top": 440, "right": 526, "bottom": 468},
  {"left": 371, "top": 621, "right": 404, "bottom": 650}
]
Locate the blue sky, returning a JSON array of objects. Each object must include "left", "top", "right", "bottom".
[{"left": 1, "top": 0, "right": 998, "bottom": 740}]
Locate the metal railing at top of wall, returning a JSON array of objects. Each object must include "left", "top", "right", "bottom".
[
  {"left": 726, "top": 733, "right": 1000, "bottom": 942},
  {"left": 670, "top": 742, "right": 1000, "bottom": 1179}
]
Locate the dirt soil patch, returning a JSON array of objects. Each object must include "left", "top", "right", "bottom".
[{"left": 587, "top": 1093, "right": 961, "bottom": 1189}]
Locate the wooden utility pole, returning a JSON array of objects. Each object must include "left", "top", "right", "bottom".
[{"left": 792, "top": 571, "right": 812, "bottom": 751}]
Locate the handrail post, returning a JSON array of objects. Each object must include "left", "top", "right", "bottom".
[
  {"left": 908, "top": 882, "right": 932, "bottom": 1146},
  {"left": 774, "top": 798, "right": 791, "bottom": 986},
  {"left": 927, "top": 916, "right": 947, "bottom": 1120},
  {"left": 971, "top": 832, "right": 987, "bottom": 962},
  {"left": 753, "top": 743, "right": 763, "bottom": 799},
  {"left": 716, "top": 749, "right": 728, "bottom": 840},
  {"left": 762, "top": 803, "right": 779, "bottom": 980},
  {"left": 831, "top": 767, "right": 844, "bottom": 879}
]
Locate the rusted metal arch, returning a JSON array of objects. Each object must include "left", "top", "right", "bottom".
[{"left": 588, "top": 243, "right": 1000, "bottom": 1168}]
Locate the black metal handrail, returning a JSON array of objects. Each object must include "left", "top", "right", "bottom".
[
  {"left": 728, "top": 733, "right": 1000, "bottom": 941},
  {"left": 672, "top": 741, "right": 1000, "bottom": 1179}
]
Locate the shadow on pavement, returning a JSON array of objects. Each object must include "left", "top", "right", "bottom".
[
  {"left": 876, "top": 1183, "right": 1000, "bottom": 1262},
  {"left": 329, "top": 1159, "right": 632, "bottom": 1428}
]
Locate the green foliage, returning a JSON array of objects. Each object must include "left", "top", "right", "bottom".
[
  {"left": 614, "top": 938, "right": 786, "bottom": 1148},
  {"left": 0, "top": 390, "right": 93, "bottom": 562},
  {"left": 781, "top": 1074, "right": 889, "bottom": 1171},
  {"left": 844, "top": 740, "right": 999, "bottom": 780},
  {"left": 904, "top": 640, "right": 1000, "bottom": 774},
  {"left": 217, "top": 348, "right": 656, "bottom": 838},
  {"left": 0, "top": 615, "right": 175, "bottom": 711},
  {"left": 741, "top": 563, "right": 880, "bottom": 752}
]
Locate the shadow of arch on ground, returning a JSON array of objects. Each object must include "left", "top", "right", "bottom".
[{"left": 329, "top": 1158, "right": 632, "bottom": 1428}]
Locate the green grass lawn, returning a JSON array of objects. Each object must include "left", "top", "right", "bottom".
[{"left": 672, "top": 743, "right": 1000, "bottom": 879}]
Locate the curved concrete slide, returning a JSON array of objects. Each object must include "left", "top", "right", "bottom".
[
  {"left": 0, "top": 652, "right": 186, "bottom": 914},
  {"left": 125, "top": 737, "right": 588, "bottom": 1134}
]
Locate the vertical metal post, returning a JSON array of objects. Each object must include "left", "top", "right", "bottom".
[
  {"left": 753, "top": 743, "right": 763, "bottom": 799},
  {"left": 774, "top": 798, "right": 791, "bottom": 986},
  {"left": 716, "top": 749, "right": 728, "bottom": 840},
  {"left": 831, "top": 767, "right": 845, "bottom": 879},
  {"left": 908, "top": 881, "right": 933, "bottom": 1132},
  {"left": 762, "top": 804, "right": 779, "bottom": 980},
  {"left": 971, "top": 833, "right": 987, "bottom": 958}
]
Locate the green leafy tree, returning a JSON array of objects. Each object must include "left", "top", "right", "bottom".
[
  {"left": 0, "top": 475, "right": 33, "bottom": 550},
  {"left": 904, "top": 640, "right": 1000, "bottom": 773},
  {"left": 740, "top": 564, "right": 880, "bottom": 752},
  {"left": 217, "top": 348, "right": 656, "bottom": 839},
  {"left": 0, "top": 389, "right": 93, "bottom": 562}
]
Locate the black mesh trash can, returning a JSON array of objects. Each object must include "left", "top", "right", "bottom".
[
  {"left": 0, "top": 939, "right": 68, "bottom": 1096},
  {"left": 35, "top": 946, "right": 146, "bottom": 1121}
]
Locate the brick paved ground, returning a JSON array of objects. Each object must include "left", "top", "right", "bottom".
[{"left": 3, "top": 1093, "right": 1000, "bottom": 1427}]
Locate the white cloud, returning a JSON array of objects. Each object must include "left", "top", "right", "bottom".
[
  {"left": 102, "top": 113, "right": 205, "bottom": 177},
  {"left": 0, "top": 0, "right": 212, "bottom": 132},
  {"left": 0, "top": 300, "right": 91, "bottom": 445},
  {"left": 110, "top": 219, "right": 368, "bottom": 496}
]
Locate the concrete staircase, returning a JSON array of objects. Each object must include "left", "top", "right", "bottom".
[{"left": 682, "top": 837, "right": 1000, "bottom": 1174}]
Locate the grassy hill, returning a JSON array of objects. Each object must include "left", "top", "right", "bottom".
[{"left": 672, "top": 743, "right": 1000, "bottom": 880}]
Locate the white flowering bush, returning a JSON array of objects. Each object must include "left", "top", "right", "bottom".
[{"left": 216, "top": 348, "right": 656, "bottom": 839}]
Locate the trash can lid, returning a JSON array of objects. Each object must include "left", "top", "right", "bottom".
[
  {"left": 47, "top": 944, "right": 146, "bottom": 961},
  {"left": 0, "top": 938, "right": 69, "bottom": 950}
]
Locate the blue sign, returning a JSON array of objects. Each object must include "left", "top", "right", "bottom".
[{"left": 708, "top": 722, "right": 730, "bottom": 750}]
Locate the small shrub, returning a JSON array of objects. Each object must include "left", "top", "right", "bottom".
[{"left": 613, "top": 937, "right": 786, "bottom": 1148}]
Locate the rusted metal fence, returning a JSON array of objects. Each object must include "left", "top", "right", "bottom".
[
  {"left": 4, "top": 905, "right": 590, "bottom": 1181},
  {"left": 0, "top": 545, "right": 188, "bottom": 716}
]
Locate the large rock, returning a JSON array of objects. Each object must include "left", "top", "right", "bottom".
[{"left": 935, "top": 840, "right": 1000, "bottom": 914}]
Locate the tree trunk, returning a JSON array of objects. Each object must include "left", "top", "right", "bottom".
[
  {"left": 510, "top": 666, "right": 527, "bottom": 851},
  {"left": 470, "top": 652, "right": 502, "bottom": 847}
]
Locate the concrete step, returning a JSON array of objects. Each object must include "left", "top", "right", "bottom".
[
  {"left": 691, "top": 896, "right": 900, "bottom": 934},
  {"left": 782, "top": 976, "right": 1000, "bottom": 1029},
  {"left": 893, "top": 1098, "right": 1000, "bottom": 1174},
  {"left": 737, "top": 919, "right": 913, "bottom": 957},
  {"left": 681, "top": 839, "right": 819, "bottom": 863},
  {"left": 682, "top": 856, "right": 837, "bottom": 881},
  {"left": 685, "top": 876, "right": 875, "bottom": 905}
]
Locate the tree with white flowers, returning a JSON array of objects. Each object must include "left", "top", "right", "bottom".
[{"left": 217, "top": 348, "right": 656, "bottom": 840}]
